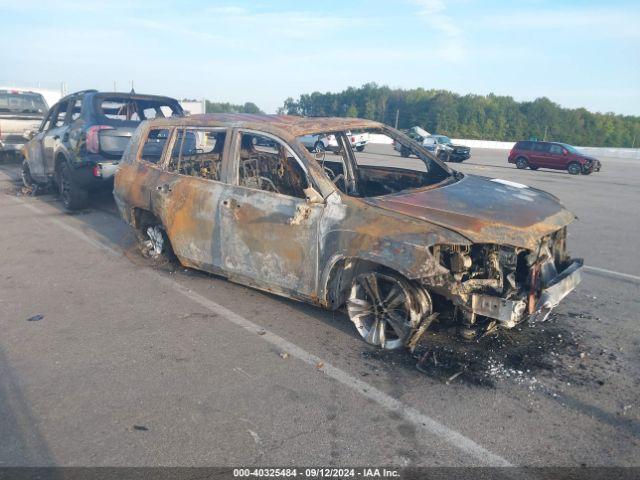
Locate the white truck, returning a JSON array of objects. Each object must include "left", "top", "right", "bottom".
[
  {"left": 0, "top": 89, "right": 49, "bottom": 158},
  {"left": 299, "top": 130, "right": 369, "bottom": 152}
]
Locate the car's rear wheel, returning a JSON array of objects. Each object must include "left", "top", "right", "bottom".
[
  {"left": 515, "top": 157, "right": 528, "bottom": 169},
  {"left": 58, "top": 163, "right": 88, "bottom": 210},
  {"left": 138, "top": 224, "right": 174, "bottom": 261},
  {"left": 347, "top": 270, "right": 431, "bottom": 350},
  {"left": 567, "top": 162, "right": 581, "bottom": 175}
]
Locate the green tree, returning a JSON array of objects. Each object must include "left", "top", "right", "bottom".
[{"left": 279, "top": 84, "right": 639, "bottom": 147}]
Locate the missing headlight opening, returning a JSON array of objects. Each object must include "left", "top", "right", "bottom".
[{"left": 425, "top": 227, "right": 581, "bottom": 340}]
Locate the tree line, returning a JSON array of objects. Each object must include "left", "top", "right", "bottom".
[
  {"left": 205, "top": 100, "right": 263, "bottom": 115},
  {"left": 277, "top": 83, "right": 640, "bottom": 148}
]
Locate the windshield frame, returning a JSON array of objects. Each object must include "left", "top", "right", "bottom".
[
  {"left": 433, "top": 135, "right": 452, "bottom": 144},
  {"left": 295, "top": 124, "right": 456, "bottom": 198}
]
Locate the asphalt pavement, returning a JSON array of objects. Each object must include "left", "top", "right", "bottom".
[{"left": 0, "top": 147, "right": 638, "bottom": 467}]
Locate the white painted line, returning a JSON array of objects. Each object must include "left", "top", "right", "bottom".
[
  {"left": 584, "top": 266, "right": 640, "bottom": 283},
  {"left": 11, "top": 195, "right": 513, "bottom": 467}
]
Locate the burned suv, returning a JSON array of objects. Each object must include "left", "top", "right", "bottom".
[
  {"left": 22, "top": 90, "right": 183, "bottom": 210},
  {"left": 115, "top": 114, "right": 583, "bottom": 350}
]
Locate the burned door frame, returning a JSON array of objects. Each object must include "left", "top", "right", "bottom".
[
  {"left": 24, "top": 106, "right": 56, "bottom": 181},
  {"left": 42, "top": 98, "right": 73, "bottom": 175},
  {"left": 152, "top": 126, "right": 232, "bottom": 271},
  {"left": 219, "top": 128, "right": 324, "bottom": 299}
]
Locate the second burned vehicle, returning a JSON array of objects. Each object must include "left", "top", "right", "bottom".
[
  {"left": 115, "top": 114, "right": 583, "bottom": 350},
  {"left": 22, "top": 90, "right": 183, "bottom": 210}
]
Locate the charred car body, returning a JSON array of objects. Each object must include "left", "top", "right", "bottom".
[
  {"left": 22, "top": 90, "right": 183, "bottom": 210},
  {"left": 114, "top": 114, "right": 583, "bottom": 350}
]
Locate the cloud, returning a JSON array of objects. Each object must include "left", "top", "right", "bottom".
[{"left": 411, "top": 0, "right": 462, "bottom": 37}]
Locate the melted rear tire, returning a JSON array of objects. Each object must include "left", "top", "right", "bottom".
[
  {"left": 59, "top": 163, "right": 88, "bottom": 210},
  {"left": 138, "top": 223, "right": 175, "bottom": 262}
]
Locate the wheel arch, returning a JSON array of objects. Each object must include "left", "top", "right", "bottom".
[
  {"left": 54, "top": 152, "right": 68, "bottom": 173},
  {"left": 130, "top": 207, "right": 162, "bottom": 233},
  {"left": 319, "top": 254, "right": 426, "bottom": 310}
]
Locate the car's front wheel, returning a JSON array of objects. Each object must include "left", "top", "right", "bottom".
[
  {"left": 567, "top": 162, "right": 581, "bottom": 175},
  {"left": 21, "top": 160, "right": 36, "bottom": 188},
  {"left": 515, "top": 157, "right": 528, "bottom": 169},
  {"left": 346, "top": 270, "right": 431, "bottom": 350},
  {"left": 58, "top": 163, "right": 88, "bottom": 210}
]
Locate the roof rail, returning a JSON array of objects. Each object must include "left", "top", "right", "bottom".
[{"left": 66, "top": 89, "right": 99, "bottom": 97}]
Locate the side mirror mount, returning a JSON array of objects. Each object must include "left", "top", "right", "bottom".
[{"left": 304, "top": 186, "right": 324, "bottom": 205}]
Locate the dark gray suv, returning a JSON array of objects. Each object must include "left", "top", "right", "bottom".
[{"left": 22, "top": 90, "right": 184, "bottom": 210}]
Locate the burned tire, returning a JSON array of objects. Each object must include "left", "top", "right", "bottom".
[
  {"left": 21, "top": 160, "right": 35, "bottom": 188},
  {"left": 346, "top": 270, "right": 431, "bottom": 350},
  {"left": 58, "top": 163, "right": 88, "bottom": 210},
  {"left": 515, "top": 157, "right": 528, "bottom": 169},
  {"left": 567, "top": 162, "right": 581, "bottom": 175},
  {"left": 138, "top": 224, "right": 174, "bottom": 261}
]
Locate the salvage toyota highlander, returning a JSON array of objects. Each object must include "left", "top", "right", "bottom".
[{"left": 114, "top": 114, "right": 583, "bottom": 350}]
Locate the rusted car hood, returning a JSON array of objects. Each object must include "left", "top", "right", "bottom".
[{"left": 366, "top": 175, "right": 576, "bottom": 250}]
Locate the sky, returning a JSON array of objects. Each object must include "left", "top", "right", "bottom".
[{"left": 1, "top": 0, "right": 639, "bottom": 115}]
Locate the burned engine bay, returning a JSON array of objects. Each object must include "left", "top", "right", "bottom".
[{"left": 423, "top": 228, "right": 582, "bottom": 340}]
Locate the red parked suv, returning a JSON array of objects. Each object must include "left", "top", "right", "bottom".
[{"left": 508, "top": 141, "right": 601, "bottom": 175}]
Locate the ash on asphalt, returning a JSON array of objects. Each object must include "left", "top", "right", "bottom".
[{"left": 360, "top": 311, "right": 609, "bottom": 390}]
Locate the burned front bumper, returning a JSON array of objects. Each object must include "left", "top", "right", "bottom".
[{"left": 468, "top": 259, "right": 583, "bottom": 327}]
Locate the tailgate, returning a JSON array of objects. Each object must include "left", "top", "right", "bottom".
[
  {"left": 0, "top": 117, "right": 42, "bottom": 138},
  {"left": 99, "top": 127, "right": 135, "bottom": 157}
]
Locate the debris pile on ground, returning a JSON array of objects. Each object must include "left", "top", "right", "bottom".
[{"left": 359, "top": 310, "right": 613, "bottom": 390}]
